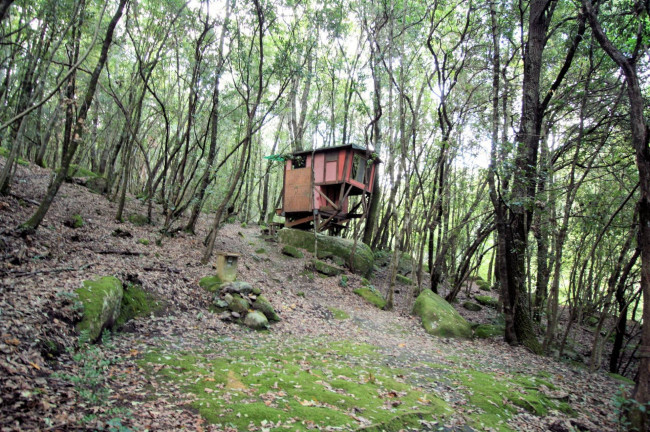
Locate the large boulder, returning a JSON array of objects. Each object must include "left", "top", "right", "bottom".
[
  {"left": 278, "top": 228, "right": 374, "bottom": 276},
  {"left": 412, "top": 289, "right": 472, "bottom": 339},
  {"left": 75, "top": 276, "right": 123, "bottom": 342}
]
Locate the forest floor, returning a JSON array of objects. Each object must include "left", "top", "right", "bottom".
[{"left": 0, "top": 161, "right": 635, "bottom": 431}]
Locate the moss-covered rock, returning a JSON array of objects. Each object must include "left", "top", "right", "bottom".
[
  {"left": 221, "top": 281, "right": 256, "bottom": 295},
  {"left": 396, "top": 274, "right": 412, "bottom": 285},
  {"left": 199, "top": 275, "right": 223, "bottom": 293},
  {"left": 85, "top": 176, "right": 107, "bottom": 194},
  {"left": 476, "top": 279, "right": 492, "bottom": 291},
  {"left": 281, "top": 245, "right": 304, "bottom": 258},
  {"left": 128, "top": 213, "right": 149, "bottom": 226},
  {"left": 474, "top": 324, "right": 504, "bottom": 339},
  {"left": 308, "top": 259, "right": 343, "bottom": 276},
  {"left": 462, "top": 301, "right": 482, "bottom": 312},
  {"left": 412, "top": 289, "right": 472, "bottom": 339},
  {"left": 279, "top": 228, "right": 374, "bottom": 276},
  {"left": 75, "top": 276, "right": 123, "bottom": 342},
  {"left": 65, "top": 214, "right": 84, "bottom": 229},
  {"left": 244, "top": 310, "right": 269, "bottom": 330},
  {"left": 252, "top": 295, "right": 280, "bottom": 322},
  {"left": 227, "top": 294, "right": 250, "bottom": 314},
  {"left": 475, "top": 295, "right": 499, "bottom": 308},
  {"left": 117, "top": 284, "right": 161, "bottom": 328},
  {"left": 353, "top": 286, "right": 386, "bottom": 309}
]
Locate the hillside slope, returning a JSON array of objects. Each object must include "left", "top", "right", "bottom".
[{"left": 0, "top": 161, "right": 628, "bottom": 431}]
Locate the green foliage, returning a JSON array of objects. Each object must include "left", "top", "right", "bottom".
[
  {"left": 0, "top": 147, "right": 29, "bottom": 166},
  {"left": 68, "top": 164, "right": 98, "bottom": 178},
  {"left": 137, "top": 238, "right": 150, "bottom": 245},
  {"left": 339, "top": 275, "right": 348, "bottom": 287}
]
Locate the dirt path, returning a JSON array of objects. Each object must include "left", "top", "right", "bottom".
[{"left": 0, "top": 162, "right": 629, "bottom": 431}]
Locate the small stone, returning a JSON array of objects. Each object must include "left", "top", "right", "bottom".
[
  {"left": 213, "top": 299, "right": 228, "bottom": 309},
  {"left": 231, "top": 311, "right": 241, "bottom": 318},
  {"left": 244, "top": 310, "right": 269, "bottom": 330}
]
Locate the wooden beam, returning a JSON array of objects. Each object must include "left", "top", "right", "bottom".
[
  {"left": 315, "top": 187, "right": 339, "bottom": 210},
  {"left": 285, "top": 215, "right": 315, "bottom": 227}
]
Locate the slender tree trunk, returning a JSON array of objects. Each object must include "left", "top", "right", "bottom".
[
  {"left": 583, "top": 1, "right": 650, "bottom": 427},
  {"left": 19, "top": 0, "right": 128, "bottom": 233}
]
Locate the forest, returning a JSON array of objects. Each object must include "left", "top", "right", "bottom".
[{"left": 0, "top": 0, "right": 649, "bottom": 430}]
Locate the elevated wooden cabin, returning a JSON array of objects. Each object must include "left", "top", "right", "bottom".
[{"left": 279, "top": 144, "right": 380, "bottom": 234}]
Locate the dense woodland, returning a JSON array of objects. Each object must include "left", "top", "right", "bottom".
[{"left": 0, "top": 0, "right": 649, "bottom": 428}]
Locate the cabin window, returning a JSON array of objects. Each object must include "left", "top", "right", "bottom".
[
  {"left": 292, "top": 155, "right": 306, "bottom": 169},
  {"left": 325, "top": 152, "right": 338, "bottom": 162},
  {"left": 351, "top": 154, "right": 369, "bottom": 183}
]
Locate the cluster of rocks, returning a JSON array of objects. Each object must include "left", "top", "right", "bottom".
[{"left": 212, "top": 281, "right": 280, "bottom": 330}]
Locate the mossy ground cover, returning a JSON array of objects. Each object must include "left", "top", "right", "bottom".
[
  {"left": 446, "top": 368, "right": 575, "bottom": 431},
  {"left": 140, "top": 336, "right": 451, "bottom": 431},
  {"left": 354, "top": 286, "right": 386, "bottom": 309}
]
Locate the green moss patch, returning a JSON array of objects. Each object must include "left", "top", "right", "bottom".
[
  {"left": 475, "top": 295, "right": 499, "bottom": 308},
  {"left": 75, "top": 276, "right": 123, "bottom": 342},
  {"left": 116, "top": 284, "right": 161, "bottom": 328},
  {"left": 137, "top": 238, "right": 150, "bottom": 246},
  {"left": 0, "top": 147, "right": 29, "bottom": 166},
  {"left": 65, "top": 214, "right": 84, "bottom": 229},
  {"left": 462, "top": 301, "right": 482, "bottom": 312},
  {"left": 396, "top": 274, "right": 412, "bottom": 285},
  {"left": 279, "top": 228, "right": 374, "bottom": 276},
  {"left": 140, "top": 337, "right": 450, "bottom": 431},
  {"left": 327, "top": 307, "right": 350, "bottom": 320},
  {"left": 255, "top": 248, "right": 266, "bottom": 254},
  {"left": 474, "top": 324, "right": 504, "bottom": 339},
  {"left": 128, "top": 213, "right": 149, "bottom": 226},
  {"left": 309, "top": 259, "right": 343, "bottom": 276},
  {"left": 450, "top": 369, "right": 575, "bottom": 430},
  {"left": 199, "top": 275, "right": 223, "bottom": 293},
  {"left": 607, "top": 372, "right": 635, "bottom": 385},
  {"left": 354, "top": 286, "right": 386, "bottom": 309},
  {"left": 281, "top": 245, "right": 304, "bottom": 258},
  {"left": 412, "top": 290, "right": 472, "bottom": 339},
  {"left": 68, "top": 164, "right": 98, "bottom": 178},
  {"left": 476, "top": 279, "right": 492, "bottom": 291}
]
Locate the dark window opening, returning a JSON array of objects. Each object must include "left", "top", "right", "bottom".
[
  {"left": 292, "top": 156, "right": 306, "bottom": 169},
  {"left": 351, "top": 154, "right": 369, "bottom": 183}
]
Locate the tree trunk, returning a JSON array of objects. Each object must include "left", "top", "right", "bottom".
[
  {"left": 582, "top": 1, "right": 650, "bottom": 427},
  {"left": 19, "top": 0, "right": 128, "bottom": 233}
]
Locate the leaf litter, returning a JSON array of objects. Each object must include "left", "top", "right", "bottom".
[{"left": 0, "top": 161, "right": 631, "bottom": 431}]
